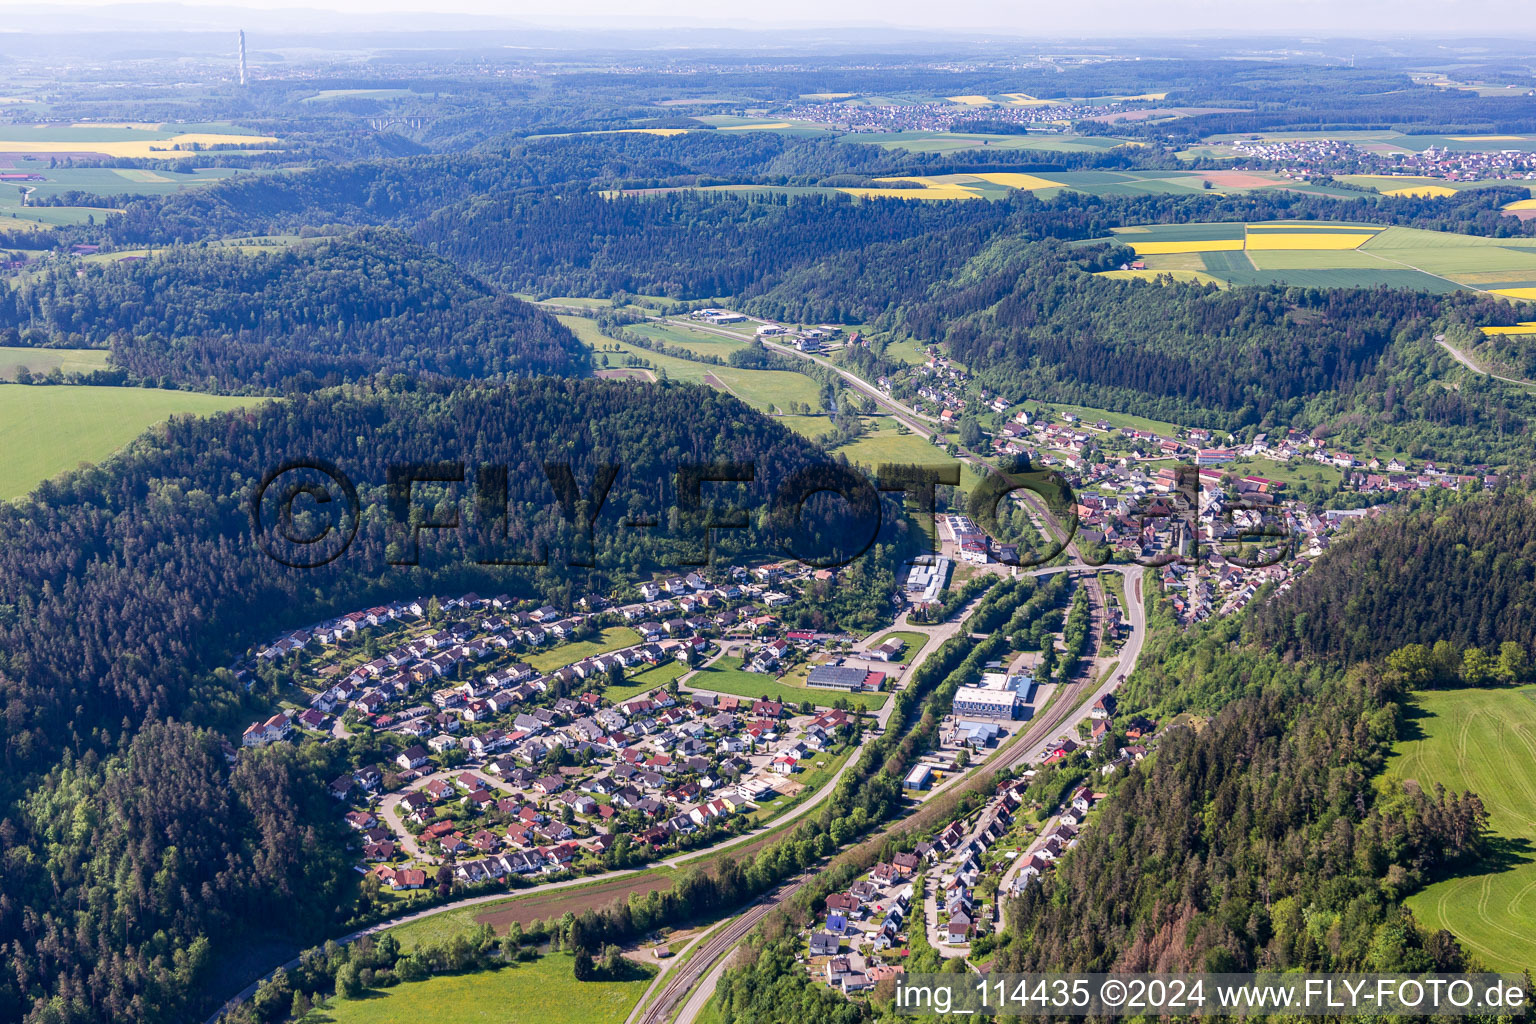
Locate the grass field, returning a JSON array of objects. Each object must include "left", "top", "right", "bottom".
[
  {"left": 304, "top": 953, "right": 653, "bottom": 1024},
  {"left": 525, "top": 627, "right": 642, "bottom": 672},
  {"left": 0, "top": 165, "right": 241, "bottom": 200},
  {"left": 867, "top": 630, "right": 927, "bottom": 663},
  {"left": 0, "top": 384, "right": 255, "bottom": 500},
  {"left": 605, "top": 661, "right": 687, "bottom": 701},
  {"left": 1383, "top": 686, "right": 1536, "bottom": 974},
  {"left": 0, "top": 347, "right": 109, "bottom": 381},
  {"left": 1097, "top": 268, "right": 1226, "bottom": 286},
  {"left": 689, "top": 657, "right": 888, "bottom": 711},
  {"left": 629, "top": 321, "right": 749, "bottom": 358},
  {"left": 1338, "top": 175, "right": 1533, "bottom": 197},
  {"left": 832, "top": 424, "right": 958, "bottom": 472},
  {"left": 560, "top": 315, "right": 822, "bottom": 414}
]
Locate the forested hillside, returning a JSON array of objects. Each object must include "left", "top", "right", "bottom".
[
  {"left": 0, "top": 230, "right": 587, "bottom": 391},
  {"left": 419, "top": 190, "right": 1011, "bottom": 298},
  {"left": 0, "top": 378, "right": 891, "bottom": 1024},
  {"left": 1000, "top": 622, "right": 1486, "bottom": 975},
  {"left": 1249, "top": 489, "right": 1536, "bottom": 665}
]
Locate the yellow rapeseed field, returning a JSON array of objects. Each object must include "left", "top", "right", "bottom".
[
  {"left": 1384, "top": 184, "right": 1458, "bottom": 198},
  {"left": 1492, "top": 288, "right": 1536, "bottom": 301},
  {"left": 1479, "top": 322, "right": 1536, "bottom": 336},
  {"left": 1244, "top": 232, "right": 1377, "bottom": 250},
  {"left": 972, "top": 172, "right": 1063, "bottom": 191},
  {"left": 0, "top": 132, "right": 280, "bottom": 157},
  {"left": 1503, "top": 198, "right": 1536, "bottom": 211},
  {"left": 946, "top": 95, "right": 994, "bottom": 105},
  {"left": 1127, "top": 239, "right": 1245, "bottom": 255},
  {"left": 839, "top": 185, "right": 979, "bottom": 201}
]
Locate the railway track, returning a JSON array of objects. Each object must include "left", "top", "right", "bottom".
[{"left": 633, "top": 883, "right": 799, "bottom": 1024}]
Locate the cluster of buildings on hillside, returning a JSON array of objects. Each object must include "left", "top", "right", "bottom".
[
  {"left": 357, "top": 694, "right": 863, "bottom": 887},
  {"left": 233, "top": 558, "right": 886, "bottom": 881},
  {"left": 866, "top": 340, "right": 1501, "bottom": 624},
  {"left": 807, "top": 728, "right": 1131, "bottom": 993},
  {"left": 1228, "top": 137, "right": 1536, "bottom": 181},
  {"left": 779, "top": 97, "right": 1137, "bottom": 134}
]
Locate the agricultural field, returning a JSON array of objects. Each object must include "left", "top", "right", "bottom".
[
  {"left": 832, "top": 422, "right": 969, "bottom": 475},
  {"left": 1096, "top": 268, "right": 1225, "bottom": 287},
  {"left": 306, "top": 953, "right": 653, "bottom": 1024},
  {"left": 1382, "top": 686, "right": 1536, "bottom": 974},
  {"left": 0, "top": 123, "right": 280, "bottom": 158},
  {"left": 0, "top": 384, "right": 256, "bottom": 500},
  {"left": 687, "top": 657, "right": 889, "bottom": 711},
  {"left": 692, "top": 114, "right": 835, "bottom": 137},
  {"left": 681, "top": 169, "right": 1337, "bottom": 204},
  {"left": 1112, "top": 221, "right": 1536, "bottom": 294},
  {"left": 628, "top": 321, "right": 749, "bottom": 358},
  {"left": 559, "top": 315, "right": 823, "bottom": 415},
  {"left": 0, "top": 346, "right": 109, "bottom": 381},
  {"left": 1336, "top": 175, "right": 1534, "bottom": 198},
  {"left": 386, "top": 869, "right": 677, "bottom": 951},
  {"left": 0, "top": 165, "right": 251, "bottom": 228}
]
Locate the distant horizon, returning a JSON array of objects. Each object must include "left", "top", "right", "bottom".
[{"left": 8, "top": 0, "right": 1536, "bottom": 40}]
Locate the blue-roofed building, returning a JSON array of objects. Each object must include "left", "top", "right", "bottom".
[{"left": 957, "top": 720, "right": 1001, "bottom": 747}]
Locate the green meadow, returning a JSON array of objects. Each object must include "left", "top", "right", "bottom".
[
  {"left": 560, "top": 314, "right": 822, "bottom": 414},
  {"left": 1383, "top": 686, "right": 1536, "bottom": 974},
  {"left": 303, "top": 953, "right": 652, "bottom": 1024},
  {"left": 0, "top": 384, "right": 255, "bottom": 500}
]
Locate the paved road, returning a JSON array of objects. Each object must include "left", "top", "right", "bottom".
[
  {"left": 1435, "top": 336, "right": 1536, "bottom": 388},
  {"left": 656, "top": 564, "right": 1147, "bottom": 1023},
  {"left": 206, "top": 714, "right": 875, "bottom": 1024}
]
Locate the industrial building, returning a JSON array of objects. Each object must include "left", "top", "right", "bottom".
[
  {"left": 806, "top": 665, "right": 869, "bottom": 692},
  {"left": 903, "top": 556, "right": 951, "bottom": 606},
  {"left": 903, "top": 764, "right": 934, "bottom": 791},
  {"left": 952, "top": 670, "right": 1036, "bottom": 720}
]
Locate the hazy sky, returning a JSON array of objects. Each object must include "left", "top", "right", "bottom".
[{"left": 13, "top": 0, "right": 1536, "bottom": 36}]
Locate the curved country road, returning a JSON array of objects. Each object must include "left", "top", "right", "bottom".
[{"left": 1435, "top": 336, "right": 1536, "bottom": 389}]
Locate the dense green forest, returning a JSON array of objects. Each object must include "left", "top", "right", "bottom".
[
  {"left": 1249, "top": 489, "right": 1536, "bottom": 665},
  {"left": 0, "top": 231, "right": 587, "bottom": 391},
  {"left": 0, "top": 378, "right": 906, "bottom": 1024}
]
